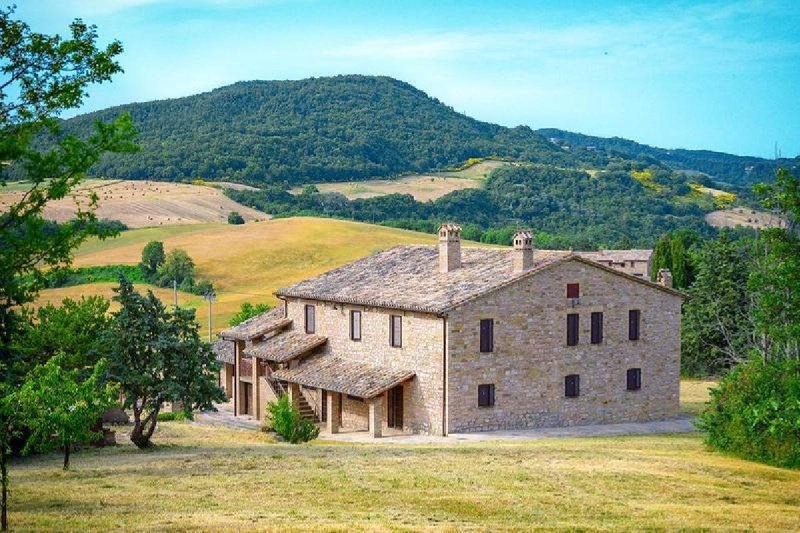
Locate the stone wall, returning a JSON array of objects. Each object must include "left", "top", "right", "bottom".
[
  {"left": 284, "top": 299, "right": 445, "bottom": 435},
  {"left": 446, "top": 259, "right": 682, "bottom": 433}
]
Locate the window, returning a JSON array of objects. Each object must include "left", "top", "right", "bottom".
[
  {"left": 629, "top": 310, "right": 641, "bottom": 341},
  {"left": 304, "top": 304, "right": 315, "bottom": 334},
  {"left": 478, "top": 384, "right": 495, "bottom": 407},
  {"left": 566, "top": 283, "right": 580, "bottom": 299},
  {"left": 627, "top": 368, "right": 642, "bottom": 391},
  {"left": 479, "top": 318, "right": 494, "bottom": 353},
  {"left": 567, "top": 313, "right": 579, "bottom": 346},
  {"left": 350, "top": 310, "right": 361, "bottom": 341},
  {"left": 591, "top": 312, "right": 603, "bottom": 344},
  {"left": 565, "top": 374, "right": 580, "bottom": 398},
  {"left": 389, "top": 315, "right": 402, "bottom": 347}
]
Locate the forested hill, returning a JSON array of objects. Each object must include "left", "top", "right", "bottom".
[
  {"left": 537, "top": 128, "right": 798, "bottom": 187},
  {"left": 62, "top": 76, "right": 573, "bottom": 185}
]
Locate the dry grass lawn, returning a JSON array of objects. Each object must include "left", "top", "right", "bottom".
[
  {"left": 40, "top": 218, "right": 443, "bottom": 335},
  {"left": 291, "top": 160, "right": 509, "bottom": 201},
  {"left": 679, "top": 379, "right": 715, "bottom": 416},
  {"left": 706, "top": 207, "right": 786, "bottom": 230},
  {"left": 0, "top": 179, "right": 266, "bottom": 228},
  {"left": 12, "top": 420, "right": 800, "bottom": 532}
]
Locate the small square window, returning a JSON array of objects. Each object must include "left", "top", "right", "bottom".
[
  {"left": 567, "top": 283, "right": 580, "bottom": 299},
  {"left": 627, "top": 368, "right": 642, "bottom": 391},
  {"left": 478, "top": 384, "right": 495, "bottom": 407},
  {"left": 565, "top": 374, "right": 580, "bottom": 398}
]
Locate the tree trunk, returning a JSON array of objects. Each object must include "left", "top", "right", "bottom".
[
  {"left": 1, "top": 448, "right": 7, "bottom": 532},
  {"left": 130, "top": 406, "right": 160, "bottom": 449},
  {"left": 63, "top": 443, "right": 70, "bottom": 470}
]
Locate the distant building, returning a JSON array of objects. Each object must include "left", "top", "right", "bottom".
[{"left": 216, "top": 226, "right": 682, "bottom": 438}]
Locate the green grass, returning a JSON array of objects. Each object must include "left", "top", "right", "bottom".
[{"left": 12, "top": 422, "right": 800, "bottom": 531}]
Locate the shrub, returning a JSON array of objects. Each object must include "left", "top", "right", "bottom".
[
  {"left": 266, "top": 395, "right": 319, "bottom": 443},
  {"left": 157, "top": 411, "right": 188, "bottom": 422},
  {"left": 227, "top": 211, "right": 245, "bottom": 224},
  {"left": 698, "top": 357, "right": 800, "bottom": 468},
  {"left": 229, "top": 302, "right": 271, "bottom": 326}
]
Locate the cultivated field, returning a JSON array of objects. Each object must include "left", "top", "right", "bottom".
[
  {"left": 0, "top": 179, "right": 266, "bottom": 228},
  {"left": 39, "top": 218, "right": 441, "bottom": 334},
  {"left": 12, "top": 395, "right": 800, "bottom": 532},
  {"left": 706, "top": 207, "right": 785, "bottom": 230},
  {"left": 291, "top": 160, "right": 509, "bottom": 201}
]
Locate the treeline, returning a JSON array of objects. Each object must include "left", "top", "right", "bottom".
[{"left": 228, "top": 164, "right": 716, "bottom": 248}]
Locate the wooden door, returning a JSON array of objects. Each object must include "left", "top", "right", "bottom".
[
  {"left": 321, "top": 390, "right": 327, "bottom": 422},
  {"left": 242, "top": 383, "right": 251, "bottom": 415},
  {"left": 387, "top": 386, "right": 403, "bottom": 429}
]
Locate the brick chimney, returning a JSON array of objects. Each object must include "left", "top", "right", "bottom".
[
  {"left": 512, "top": 230, "right": 534, "bottom": 273},
  {"left": 657, "top": 268, "right": 673, "bottom": 288},
  {"left": 438, "top": 223, "right": 462, "bottom": 273}
]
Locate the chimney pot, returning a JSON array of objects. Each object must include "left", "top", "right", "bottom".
[
  {"left": 657, "top": 268, "right": 673, "bottom": 289},
  {"left": 512, "top": 229, "right": 534, "bottom": 272},
  {"left": 438, "top": 223, "right": 462, "bottom": 273}
]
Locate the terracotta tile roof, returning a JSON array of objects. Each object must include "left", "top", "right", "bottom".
[
  {"left": 212, "top": 339, "right": 234, "bottom": 364},
  {"left": 243, "top": 330, "right": 327, "bottom": 363},
  {"left": 575, "top": 249, "right": 652, "bottom": 263},
  {"left": 272, "top": 356, "right": 415, "bottom": 399},
  {"left": 276, "top": 246, "right": 571, "bottom": 314},
  {"left": 219, "top": 307, "right": 291, "bottom": 341}
]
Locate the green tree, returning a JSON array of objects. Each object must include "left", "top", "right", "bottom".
[
  {"left": 670, "top": 238, "right": 688, "bottom": 289},
  {"left": 12, "top": 296, "right": 110, "bottom": 373},
  {"left": 681, "top": 233, "right": 754, "bottom": 375},
  {"left": 156, "top": 249, "right": 195, "bottom": 288},
  {"left": 227, "top": 211, "right": 245, "bottom": 225},
  {"left": 0, "top": 8, "right": 134, "bottom": 530},
  {"left": 139, "top": 241, "right": 165, "bottom": 281},
  {"left": 650, "top": 234, "right": 672, "bottom": 281},
  {"left": 17, "top": 356, "right": 116, "bottom": 470},
  {"left": 106, "top": 277, "right": 223, "bottom": 448},
  {"left": 229, "top": 302, "right": 272, "bottom": 326}
]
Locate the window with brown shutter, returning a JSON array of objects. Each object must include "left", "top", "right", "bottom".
[
  {"left": 565, "top": 374, "right": 580, "bottom": 398},
  {"left": 304, "top": 304, "right": 315, "bottom": 334},
  {"left": 390, "top": 315, "right": 402, "bottom": 347},
  {"left": 479, "top": 318, "right": 494, "bottom": 353},
  {"left": 566, "top": 283, "right": 580, "bottom": 299},
  {"left": 591, "top": 312, "right": 603, "bottom": 344},
  {"left": 567, "top": 313, "right": 579, "bottom": 346},
  {"left": 350, "top": 310, "right": 361, "bottom": 341},
  {"left": 629, "top": 309, "right": 641, "bottom": 340},
  {"left": 478, "top": 384, "right": 495, "bottom": 407},
  {"left": 627, "top": 368, "right": 642, "bottom": 391}
]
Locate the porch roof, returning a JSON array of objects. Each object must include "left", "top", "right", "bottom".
[
  {"left": 272, "top": 356, "right": 415, "bottom": 399},
  {"left": 219, "top": 307, "right": 291, "bottom": 341},
  {"left": 212, "top": 339, "right": 234, "bottom": 364},
  {"left": 242, "top": 330, "right": 327, "bottom": 363}
]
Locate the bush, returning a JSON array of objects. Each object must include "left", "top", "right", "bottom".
[
  {"left": 266, "top": 395, "right": 319, "bottom": 443},
  {"left": 157, "top": 411, "right": 188, "bottom": 422},
  {"left": 227, "top": 211, "right": 245, "bottom": 224},
  {"left": 698, "top": 357, "right": 800, "bottom": 468},
  {"left": 229, "top": 302, "right": 271, "bottom": 326}
]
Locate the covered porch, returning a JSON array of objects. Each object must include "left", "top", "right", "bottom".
[{"left": 273, "top": 355, "right": 415, "bottom": 438}]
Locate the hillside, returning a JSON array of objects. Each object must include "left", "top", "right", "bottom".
[
  {"left": 0, "top": 179, "right": 266, "bottom": 228},
  {"left": 38, "top": 218, "right": 441, "bottom": 333},
  {"left": 58, "top": 76, "right": 571, "bottom": 185},
  {"left": 537, "top": 128, "right": 798, "bottom": 187}
]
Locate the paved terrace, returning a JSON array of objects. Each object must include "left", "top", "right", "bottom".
[{"left": 195, "top": 401, "right": 696, "bottom": 443}]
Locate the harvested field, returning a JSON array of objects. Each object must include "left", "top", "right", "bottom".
[
  {"left": 705, "top": 207, "right": 785, "bottom": 230},
  {"left": 0, "top": 179, "right": 267, "bottom": 228}
]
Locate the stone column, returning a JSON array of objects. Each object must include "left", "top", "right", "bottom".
[
  {"left": 252, "top": 358, "right": 261, "bottom": 420},
  {"left": 287, "top": 382, "right": 301, "bottom": 411},
  {"left": 233, "top": 340, "right": 243, "bottom": 415},
  {"left": 326, "top": 391, "right": 341, "bottom": 434},
  {"left": 368, "top": 396, "right": 383, "bottom": 438}
]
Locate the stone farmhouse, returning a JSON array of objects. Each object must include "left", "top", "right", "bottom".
[{"left": 214, "top": 225, "right": 683, "bottom": 438}]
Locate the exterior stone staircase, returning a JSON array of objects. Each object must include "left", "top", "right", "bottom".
[{"left": 271, "top": 378, "right": 318, "bottom": 421}]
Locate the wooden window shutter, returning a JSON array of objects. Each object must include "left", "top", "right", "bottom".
[
  {"left": 565, "top": 374, "right": 580, "bottom": 398},
  {"left": 478, "top": 384, "right": 495, "bottom": 407},
  {"left": 566, "top": 283, "right": 580, "bottom": 299},
  {"left": 305, "top": 304, "right": 315, "bottom": 334},
  {"left": 567, "top": 314, "right": 579, "bottom": 346},
  {"left": 480, "top": 319, "right": 494, "bottom": 353},
  {"left": 629, "top": 310, "right": 640, "bottom": 341},
  {"left": 350, "top": 310, "right": 361, "bottom": 341},
  {"left": 627, "top": 368, "right": 641, "bottom": 391},
  {"left": 591, "top": 312, "right": 603, "bottom": 344},
  {"left": 390, "top": 315, "right": 402, "bottom": 347}
]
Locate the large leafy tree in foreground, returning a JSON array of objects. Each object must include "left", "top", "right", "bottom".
[
  {"left": 106, "top": 277, "right": 224, "bottom": 449},
  {"left": 0, "top": 7, "right": 135, "bottom": 530}
]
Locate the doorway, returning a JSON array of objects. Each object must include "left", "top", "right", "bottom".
[{"left": 387, "top": 385, "right": 403, "bottom": 429}]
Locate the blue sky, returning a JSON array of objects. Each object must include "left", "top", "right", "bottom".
[{"left": 17, "top": 0, "right": 800, "bottom": 158}]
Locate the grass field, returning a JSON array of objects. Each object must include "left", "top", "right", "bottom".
[
  {"left": 12, "top": 388, "right": 800, "bottom": 532},
  {"left": 39, "top": 218, "right": 442, "bottom": 334},
  {"left": 0, "top": 179, "right": 266, "bottom": 228},
  {"left": 706, "top": 207, "right": 786, "bottom": 230},
  {"left": 291, "top": 160, "right": 510, "bottom": 201}
]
